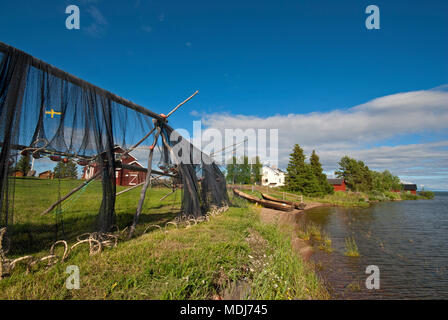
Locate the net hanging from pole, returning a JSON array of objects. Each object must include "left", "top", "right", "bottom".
[{"left": 0, "top": 42, "right": 228, "bottom": 252}]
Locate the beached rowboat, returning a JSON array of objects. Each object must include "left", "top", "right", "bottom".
[
  {"left": 233, "top": 189, "right": 294, "bottom": 211},
  {"left": 261, "top": 193, "right": 306, "bottom": 210}
]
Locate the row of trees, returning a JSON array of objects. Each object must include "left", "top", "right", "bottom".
[
  {"left": 226, "top": 156, "right": 262, "bottom": 185},
  {"left": 335, "top": 156, "right": 401, "bottom": 192},
  {"left": 14, "top": 155, "right": 78, "bottom": 179},
  {"left": 284, "top": 145, "right": 334, "bottom": 196}
]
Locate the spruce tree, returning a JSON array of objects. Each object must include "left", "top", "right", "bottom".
[
  {"left": 251, "top": 156, "right": 262, "bottom": 185},
  {"left": 285, "top": 144, "right": 307, "bottom": 193},
  {"left": 15, "top": 154, "right": 31, "bottom": 175},
  {"left": 54, "top": 160, "right": 78, "bottom": 179},
  {"left": 309, "top": 150, "right": 333, "bottom": 195}
]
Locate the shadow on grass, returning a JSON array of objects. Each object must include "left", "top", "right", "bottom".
[{"left": 9, "top": 209, "right": 180, "bottom": 256}]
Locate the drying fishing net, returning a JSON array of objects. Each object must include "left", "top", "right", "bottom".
[{"left": 0, "top": 42, "right": 228, "bottom": 254}]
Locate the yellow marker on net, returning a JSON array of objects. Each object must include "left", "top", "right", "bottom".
[{"left": 45, "top": 109, "right": 62, "bottom": 118}]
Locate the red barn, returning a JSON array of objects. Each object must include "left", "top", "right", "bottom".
[
  {"left": 327, "top": 178, "right": 346, "bottom": 192},
  {"left": 82, "top": 147, "right": 147, "bottom": 186},
  {"left": 402, "top": 184, "right": 417, "bottom": 195}
]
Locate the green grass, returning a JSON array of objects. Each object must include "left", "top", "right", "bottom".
[
  {"left": 1, "top": 179, "right": 328, "bottom": 300},
  {"left": 344, "top": 237, "right": 360, "bottom": 257},
  {"left": 418, "top": 190, "right": 435, "bottom": 199},
  {"left": 8, "top": 177, "right": 181, "bottom": 256}
]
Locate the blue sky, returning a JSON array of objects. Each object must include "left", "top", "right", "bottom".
[{"left": 1, "top": 0, "right": 447, "bottom": 189}]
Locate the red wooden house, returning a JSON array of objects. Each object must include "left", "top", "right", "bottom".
[
  {"left": 82, "top": 147, "right": 147, "bottom": 186},
  {"left": 401, "top": 184, "right": 417, "bottom": 195},
  {"left": 327, "top": 178, "right": 346, "bottom": 192}
]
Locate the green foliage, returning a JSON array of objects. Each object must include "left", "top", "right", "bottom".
[
  {"left": 1, "top": 186, "right": 328, "bottom": 300},
  {"left": 419, "top": 190, "right": 435, "bottom": 199},
  {"left": 226, "top": 156, "right": 259, "bottom": 185},
  {"left": 401, "top": 192, "right": 418, "bottom": 200},
  {"left": 285, "top": 144, "right": 307, "bottom": 193},
  {"left": 309, "top": 150, "right": 334, "bottom": 195},
  {"left": 336, "top": 156, "right": 401, "bottom": 194},
  {"left": 251, "top": 156, "right": 263, "bottom": 185},
  {"left": 15, "top": 155, "right": 31, "bottom": 175},
  {"left": 54, "top": 160, "right": 78, "bottom": 179},
  {"left": 285, "top": 145, "right": 332, "bottom": 197},
  {"left": 335, "top": 156, "right": 373, "bottom": 192},
  {"left": 384, "top": 191, "right": 401, "bottom": 201},
  {"left": 344, "top": 237, "right": 360, "bottom": 257}
]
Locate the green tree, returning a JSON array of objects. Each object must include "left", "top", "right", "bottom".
[
  {"left": 54, "top": 160, "right": 78, "bottom": 179},
  {"left": 225, "top": 156, "right": 251, "bottom": 185},
  {"left": 15, "top": 154, "right": 31, "bottom": 175},
  {"left": 239, "top": 156, "right": 252, "bottom": 184},
  {"left": 309, "top": 150, "right": 333, "bottom": 195},
  {"left": 335, "top": 156, "right": 372, "bottom": 192},
  {"left": 226, "top": 156, "right": 237, "bottom": 184},
  {"left": 251, "top": 156, "right": 262, "bottom": 185},
  {"left": 285, "top": 144, "right": 308, "bottom": 193}
]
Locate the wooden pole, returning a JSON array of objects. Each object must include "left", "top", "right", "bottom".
[
  {"left": 41, "top": 171, "right": 101, "bottom": 215},
  {"left": 166, "top": 91, "right": 199, "bottom": 118},
  {"left": 115, "top": 182, "right": 145, "bottom": 196},
  {"left": 125, "top": 127, "right": 156, "bottom": 154},
  {"left": 160, "top": 189, "right": 177, "bottom": 201},
  {"left": 128, "top": 125, "right": 162, "bottom": 238}
]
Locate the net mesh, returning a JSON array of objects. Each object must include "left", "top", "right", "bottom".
[{"left": 0, "top": 42, "right": 228, "bottom": 252}]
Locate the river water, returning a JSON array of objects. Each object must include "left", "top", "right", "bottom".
[{"left": 299, "top": 192, "right": 448, "bottom": 299}]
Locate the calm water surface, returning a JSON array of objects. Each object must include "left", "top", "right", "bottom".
[{"left": 300, "top": 192, "right": 448, "bottom": 299}]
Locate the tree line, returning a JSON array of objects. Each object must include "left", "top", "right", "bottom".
[
  {"left": 13, "top": 154, "right": 78, "bottom": 179},
  {"left": 226, "top": 156, "right": 262, "bottom": 185},
  {"left": 284, "top": 144, "right": 333, "bottom": 196},
  {"left": 284, "top": 145, "right": 403, "bottom": 195},
  {"left": 335, "top": 156, "right": 401, "bottom": 192}
]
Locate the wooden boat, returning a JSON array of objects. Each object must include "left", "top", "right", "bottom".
[
  {"left": 233, "top": 189, "right": 293, "bottom": 212},
  {"left": 261, "top": 193, "right": 306, "bottom": 210}
]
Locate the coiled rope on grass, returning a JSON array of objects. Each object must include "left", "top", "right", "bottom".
[{"left": 0, "top": 205, "right": 230, "bottom": 279}]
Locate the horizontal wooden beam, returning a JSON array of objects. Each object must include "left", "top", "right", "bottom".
[{"left": 0, "top": 41, "right": 164, "bottom": 121}]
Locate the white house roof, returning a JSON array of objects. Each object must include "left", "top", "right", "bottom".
[{"left": 263, "top": 166, "right": 285, "bottom": 175}]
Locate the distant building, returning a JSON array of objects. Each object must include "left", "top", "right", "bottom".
[
  {"left": 82, "top": 146, "right": 147, "bottom": 187},
  {"left": 402, "top": 184, "right": 417, "bottom": 195},
  {"left": 262, "top": 167, "right": 285, "bottom": 187},
  {"left": 12, "top": 170, "right": 24, "bottom": 177},
  {"left": 39, "top": 170, "right": 54, "bottom": 179},
  {"left": 327, "top": 178, "right": 346, "bottom": 192}
]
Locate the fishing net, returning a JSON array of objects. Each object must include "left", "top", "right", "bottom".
[{"left": 0, "top": 42, "right": 228, "bottom": 254}]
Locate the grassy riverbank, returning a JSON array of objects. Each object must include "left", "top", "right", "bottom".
[
  {"left": 237, "top": 185, "right": 434, "bottom": 208},
  {"left": 1, "top": 179, "right": 328, "bottom": 300}
]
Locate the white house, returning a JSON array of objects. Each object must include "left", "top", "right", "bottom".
[{"left": 262, "top": 166, "right": 285, "bottom": 187}]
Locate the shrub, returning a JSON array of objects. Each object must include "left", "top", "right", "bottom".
[
  {"left": 418, "top": 190, "right": 434, "bottom": 199},
  {"left": 344, "top": 237, "right": 360, "bottom": 257}
]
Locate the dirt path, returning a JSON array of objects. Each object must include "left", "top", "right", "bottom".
[{"left": 258, "top": 202, "right": 328, "bottom": 261}]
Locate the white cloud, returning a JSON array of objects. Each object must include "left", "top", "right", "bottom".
[{"left": 198, "top": 86, "right": 448, "bottom": 189}]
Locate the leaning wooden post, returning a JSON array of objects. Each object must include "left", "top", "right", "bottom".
[
  {"left": 128, "top": 124, "right": 162, "bottom": 238},
  {"left": 41, "top": 171, "right": 101, "bottom": 215}
]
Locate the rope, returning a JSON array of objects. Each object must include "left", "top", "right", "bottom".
[
  {"left": 1, "top": 205, "right": 229, "bottom": 279},
  {"left": 59, "top": 178, "right": 95, "bottom": 213}
]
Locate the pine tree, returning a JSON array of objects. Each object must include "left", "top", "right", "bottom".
[
  {"left": 225, "top": 157, "right": 237, "bottom": 184},
  {"left": 15, "top": 154, "right": 31, "bottom": 175},
  {"left": 309, "top": 150, "right": 333, "bottom": 195},
  {"left": 54, "top": 160, "right": 78, "bottom": 179},
  {"left": 251, "top": 156, "right": 262, "bottom": 185},
  {"left": 285, "top": 144, "right": 307, "bottom": 193},
  {"left": 240, "top": 156, "right": 251, "bottom": 184}
]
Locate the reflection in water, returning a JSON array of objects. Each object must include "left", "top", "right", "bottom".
[{"left": 298, "top": 192, "right": 448, "bottom": 299}]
